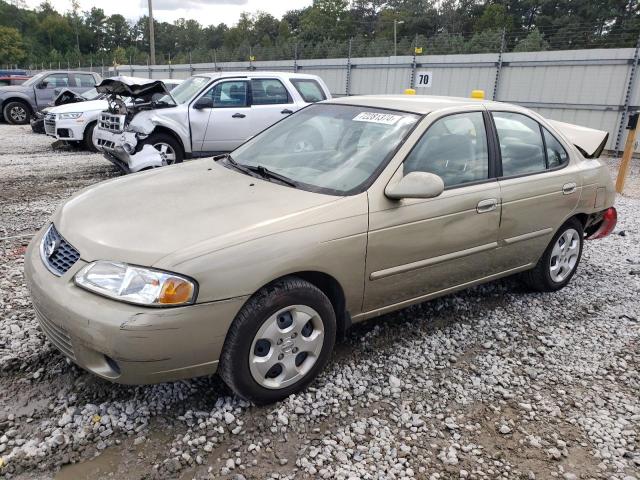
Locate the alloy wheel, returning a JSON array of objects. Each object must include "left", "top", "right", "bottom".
[
  {"left": 153, "top": 142, "right": 177, "bottom": 165},
  {"left": 249, "top": 305, "right": 324, "bottom": 390},
  {"left": 10, "top": 105, "right": 27, "bottom": 123},
  {"left": 549, "top": 228, "right": 580, "bottom": 283}
]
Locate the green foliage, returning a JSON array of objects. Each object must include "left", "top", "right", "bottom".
[
  {"left": 0, "top": 26, "right": 26, "bottom": 64},
  {"left": 0, "top": 0, "right": 637, "bottom": 68}
]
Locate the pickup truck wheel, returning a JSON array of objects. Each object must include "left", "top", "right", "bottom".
[
  {"left": 83, "top": 121, "right": 99, "bottom": 152},
  {"left": 141, "top": 133, "right": 183, "bottom": 166},
  {"left": 219, "top": 277, "right": 336, "bottom": 405},
  {"left": 521, "top": 218, "right": 583, "bottom": 292},
  {"left": 3, "top": 101, "right": 31, "bottom": 125}
]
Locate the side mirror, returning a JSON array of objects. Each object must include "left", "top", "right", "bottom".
[
  {"left": 193, "top": 96, "right": 214, "bottom": 109},
  {"left": 385, "top": 171, "right": 445, "bottom": 200},
  {"left": 36, "top": 82, "right": 48, "bottom": 89}
]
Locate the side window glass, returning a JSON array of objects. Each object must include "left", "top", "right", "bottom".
[
  {"left": 207, "top": 81, "right": 248, "bottom": 108},
  {"left": 251, "top": 79, "right": 290, "bottom": 105},
  {"left": 404, "top": 111, "right": 489, "bottom": 187},
  {"left": 43, "top": 74, "right": 69, "bottom": 88},
  {"left": 76, "top": 74, "right": 96, "bottom": 87},
  {"left": 543, "top": 127, "right": 569, "bottom": 168},
  {"left": 493, "top": 112, "right": 546, "bottom": 176},
  {"left": 291, "top": 79, "right": 326, "bottom": 103}
]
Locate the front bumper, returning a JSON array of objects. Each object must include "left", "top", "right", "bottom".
[
  {"left": 94, "top": 127, "right": 164, "bottom": 173},
  {"left": 52, "top": 118, "right": 87, "bottom": 142},
  {"left": 24, "top": 225, "right": 248, "bottom": 385}
]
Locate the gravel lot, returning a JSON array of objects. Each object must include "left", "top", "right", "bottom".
[{"left": 0, "top": 123, "right": 638, "bottom": 480}]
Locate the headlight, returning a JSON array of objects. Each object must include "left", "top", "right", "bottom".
[
  {"left": 74, "top": 261, "right": 196, "bottom": 306},
  {"left": 58, "top": 112, "right": 82, "bottom": 119}
]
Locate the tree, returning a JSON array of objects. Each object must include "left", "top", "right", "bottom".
[
  {"left": 513, "top": 27, "right": 549, "bottom": 51},
  {"left": 0, "top": 26, "right": 26, "bottom": 64}
]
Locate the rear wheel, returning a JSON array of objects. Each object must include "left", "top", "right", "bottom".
[
  {"left": 521, "top": 218, "right": 583, "bottom": 292},
  {"left": 3, "top": 100, "right": 30, "bottom": 125},
  {"left": 219, "top": 277, "right": 336, "bottom": 404},
  {"left": 139, "top": 132, "right": 183, "bottom": 166},
  {"left": 83, "top": 121, "right": 99, "bottom": 152}
]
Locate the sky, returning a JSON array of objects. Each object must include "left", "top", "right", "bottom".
[{"left": 24, "top": 0, "right": 313, "bottom": 26}]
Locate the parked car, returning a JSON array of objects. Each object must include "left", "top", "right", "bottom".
[
  {"left": 0, "top": 70, "right": 101, "bottom": 125},
  {"left": 94, "top": 72, "right": 331, "bottom": 172},
  {"left": 0, "top": 75, "right": 31, "bottom": 86},
  {"left": 43, "top": 78, "right": 182, "bottom": 151},
  {"left": 31, "top": 87, "right": 105, "bottom": 134},
  {"left": 24, "top": 95, "right": 617, "bottom": 404}
]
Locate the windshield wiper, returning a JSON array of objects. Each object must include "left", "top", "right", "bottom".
[
  {"left": 244, "top": 165, "right": 298, "bottom": 188},
  {"left": 215, "top": 155, "right": 298, "bottom": 188}
]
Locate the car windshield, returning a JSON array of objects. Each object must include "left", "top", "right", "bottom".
[
  {"left": 22, "top": 73, "right": 46, "bottom": 87},
  {"left": 230, "top": 104, "right": 420, "bottom": 195},
  {"left": 81, "top": 88, "right": 101, "bottom": 100},
  {"left": 167, "top": 76, "right": 210, "bottom": 104}
]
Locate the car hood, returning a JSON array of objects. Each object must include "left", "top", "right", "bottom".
[
  {"left": 0, "top": 85, "right": 29, "bottom": 96},
  {"left": 53, "top": 159, "right": 343, "bottom": 268},
  {"left": 96, "top": 76, "right": 170, "bottom": 97},
  {"left": 50, "top": 99, "right": 108, "bottom": 114}
]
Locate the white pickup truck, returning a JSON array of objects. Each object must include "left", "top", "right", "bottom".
[{"left": 94, "top": 72, "right": 331, "bottom": 172}]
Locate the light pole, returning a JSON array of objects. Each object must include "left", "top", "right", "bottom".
[
  {"left": 394, "top": 20, "right": 405, "bottom": 57},
  {"left": 148, "top": 0, "right": 156, "bottom": 66}
]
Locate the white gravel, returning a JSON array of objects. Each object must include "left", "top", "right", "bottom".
[{"left": 0, "top": 123, "right": 638, "bottom": 479}]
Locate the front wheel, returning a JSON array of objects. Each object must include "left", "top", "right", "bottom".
[
  {"left": 139, "top": 132, "right": 184, "bottom": 166},
  {"left": 521, "top": 218, "right": 584, "bottom": 292},
  {"left": 219, "top": 277, "right": 336, "bottom": 404},
  {"left": 83, "top": 121, "right": 99, "bottom": 152},
  {"left": 3, "top": 100, "right": 31, "bottom": 125}
]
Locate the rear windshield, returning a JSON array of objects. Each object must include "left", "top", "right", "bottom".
[{"left": 291, "top": 79, "right": 327, "bottom": 103}]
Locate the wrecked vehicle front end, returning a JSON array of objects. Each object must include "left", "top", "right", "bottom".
[{"left": 93, "top": 77, "right": 177, "bottom": 172}]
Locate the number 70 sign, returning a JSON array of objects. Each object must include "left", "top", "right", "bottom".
[{"left": 415, "top": 70, "right": 433, "bottom": 88}]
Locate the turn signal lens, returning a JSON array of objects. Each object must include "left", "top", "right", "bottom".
[{"left": 159, "top": 278, "right": 195, "bottom": 305}]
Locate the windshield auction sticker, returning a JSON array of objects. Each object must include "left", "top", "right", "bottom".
[{"left": 353, "top": 112, "right": 402, "bottom": 125}]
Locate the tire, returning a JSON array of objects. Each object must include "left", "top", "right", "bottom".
[
  {"left": 219, "top": 277, "right": 337, "bottom": 404},
  {"left": 3, "top": 100, "right": 31, "bottom": 125},
  {"left": 521, "top": 217, "right": 584, "bottom": 292},
  {"left": 139, "top": 132, "right": 184, "bottom": 166},
  {"left": 83, "top": 121, "right": 99, "bottom": 152}
]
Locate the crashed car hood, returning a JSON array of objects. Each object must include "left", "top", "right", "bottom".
[
  {"left": 50, "top": 99, "right": 108, "bottom": 114},
  {"left": 52, "top": 89, "right": 85, "bottom": 106},
  {"left": 96, "top": 76, "right": 170, "bottom": 97},
  {"left": 53, "top": 159, "right": 342, "bottom": 267}
]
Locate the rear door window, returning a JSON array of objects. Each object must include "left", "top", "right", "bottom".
[
  {"left": 493, "top": 112, "right": 546, "bottom": 177},
  {"left": 542, "top": 127, "right": 569, "bottom": 168},
  {"left": 251, "top": 79, "right": 291, "bottom": 105},
  {"left": 74, "top": 74, "right": 97, "bottom": 87},
  {"left": 291, "top": 79, "right": 327, "bottom": 103}
]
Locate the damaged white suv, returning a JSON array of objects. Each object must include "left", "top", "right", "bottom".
[{"left": 94, "top": 72, "right": 331, "bottom": 172}]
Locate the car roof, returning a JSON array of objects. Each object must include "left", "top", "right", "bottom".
[
  {"left": 325, "top": 94, "right": 510, "bottom": 115},
  {"left": 193, "top": 71, "right": 322, "bottom": 81}
]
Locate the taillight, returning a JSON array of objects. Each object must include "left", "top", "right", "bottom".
[{"left": 586, "top": 207, "right": 617, "bottom": 240}]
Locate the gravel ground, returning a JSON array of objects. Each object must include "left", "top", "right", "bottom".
[{"left": 0, "top": 123, "right": 638, "bottom": 480}]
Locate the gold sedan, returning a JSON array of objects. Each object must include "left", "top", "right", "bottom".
[{"left": 25, "top": 95, "right": 617, "bottom": 404}]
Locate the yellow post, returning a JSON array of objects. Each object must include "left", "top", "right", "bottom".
[
  {"left": 616, "top": 112, "right": 639, "bottom": 194},
  {"left": 471, "top": 90, "right": 485, "bottom": 99},
  {"left": 404, "top": 88, "right": 416, "bottom": 95}
]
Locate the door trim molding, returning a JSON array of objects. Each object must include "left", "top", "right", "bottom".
[
  {"left": 369, "top": 241, "right": 498, "bottom": 281},
  {"left": 503, "top": 227, "right": 553, "bottom": 245}
]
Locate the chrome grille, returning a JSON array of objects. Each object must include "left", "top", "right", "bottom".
[
  {"left": 40, "top": 224, "right": 80, "bottom": 277},
  {"left": 33, "top": 304, "right": 75, "bottom": 360},
  {"left": 44, "top": 114, "right": 56, "bottom": 135},
  {"left": 98, "top": 112, "right": 125, "bottom": 133}
]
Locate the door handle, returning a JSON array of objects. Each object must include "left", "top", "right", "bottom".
[
  {"left": 562, "top": 182, "right": 577, "bottom": 195},
  {"left": 477, "top": 198, "right": 498, "bottom": 213},
  {"left": 232, "top": 113, "right": 246, "bottom": 118},
  {"left": 281, "top": 109, "right": 293, "bottom": 114}
]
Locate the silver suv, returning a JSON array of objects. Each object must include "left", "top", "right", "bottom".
[{"left": 94, "top": 72, "right": 331, "bottom": 172}]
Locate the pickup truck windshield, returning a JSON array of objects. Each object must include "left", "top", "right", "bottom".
[
  {"left": 169, "top": 76, "right": 210, "bottom": 104},
  {"left": 22, "top": 73, "right": 46, "bottom": 87},
  {"left": 231, "top": 104, "right": 420, "bottom": 195}
]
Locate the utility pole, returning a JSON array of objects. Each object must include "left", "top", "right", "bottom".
[
  {"left": 148, "top": 0, "right": 156, "bottom": 65},
  {"left": 394, "top": 20, "right": 405, "bottom": 57}
]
